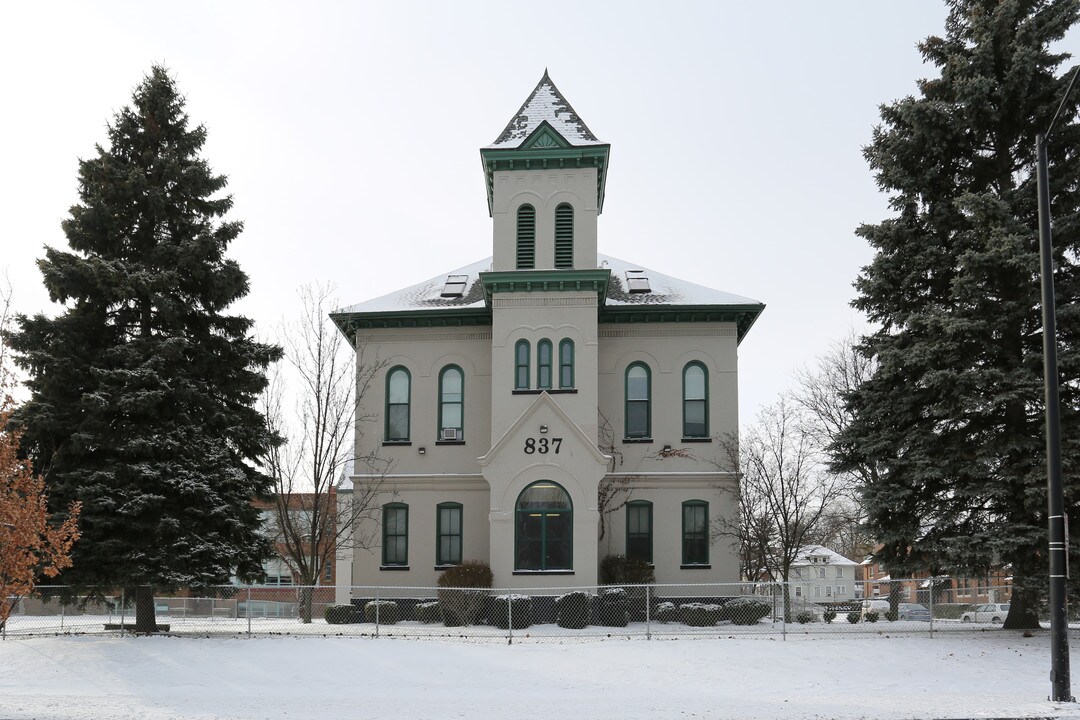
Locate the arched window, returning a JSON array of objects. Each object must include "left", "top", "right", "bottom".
[
  {"left": 515, "top": 481, "right": 573, "bottom": 570},
  {"left": 554, "top": 203, "right": 574, "bottom": 269},
  {"left": 559, "top": 339, "right": 575, "bottom": 389},
  {"left": 682, "top": 500, "right": 709, "bottom": 566},
  {"left": 517, "top": 204, "right": 536, "bottom": 269},
  {"left": 439, "top": 365, "right": 464, "bottom": 441},
  {"left": 385, "top": 367, "right": 410, "bottom": 442},
  {"left": 624, "top": 362, "right": 651, "bottom": 439},
  {"left": 436, "top": 502, "right": 463, "bottom": 566},
  {"left": 382, "top": 502, "right": 409, "bottom": 566},
  {"left": 682, "top": 362, "right": 709, "bottom": 439},
  {"left": 514, "top": 340, "right": 531, "bottom": 390},
  {"left": 537, "top": 339, "right": 553, "bottom": 390},
  {"left": 626, "top": 500, "right": 653, "bottom": 563}
]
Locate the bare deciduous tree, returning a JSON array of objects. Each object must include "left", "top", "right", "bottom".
[{"left": 260, "top": 284, "right": 385, "bottom": 622}]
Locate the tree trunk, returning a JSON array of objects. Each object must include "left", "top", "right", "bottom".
[
  {"left": 134, "top": 585, "right": 158, "bottom": 634},
  {"left": 299, "top": 585, "right": 313, "bottom": 624},
  {"left": 1003, "top": 574, "right": 1042, "bottom": 630}
]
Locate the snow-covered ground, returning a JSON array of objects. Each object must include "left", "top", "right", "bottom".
[{"left": 1, "top": 632, "right": 1078, "bottom": 719}]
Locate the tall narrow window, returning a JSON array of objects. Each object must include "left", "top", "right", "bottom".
[
  {"left": 514, "top": 340, "right": 531, "bottom": 390},
  {"left": 537, "top": 339, "right": 553, "bottom": 390},
  {"left": 626, "top": 500, "right": 653, "bottom": 563},
  {"left": 625, "top": 362, "right": 651, "bottom": 439},
  {"left": 382, "top": 503, "right": 408, "bottom": 566},
  {"left": 682, "top": 500, "right": 709, "bottom": 566},
  {"left": 517, "top": 204, "right": 536, "bottom": 269},
  {"left": 439, "top": 365, "right": 464, "bottom": 441},
  {"left": 682, "top": 362, "right": 708, "bottom": 438},
  {"left": 554, "top": 203, "right": 574, "bottom": 269},
  {"left": 515, "top": 481, "right": 572, "bottom": 571},
  {"left": 436, "top": 502, "right": 463, "bottom": 566},
  {"left": 559, "top": 339, "right": 574, "bottom": 389},
  {"left": 385, "top": 367, "right": 410, "bottom": 441}
]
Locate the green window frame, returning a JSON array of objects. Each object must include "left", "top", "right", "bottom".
[
  {"left": 537, "top": 339, "right": 553, "bottom": 390},
  {"left": 385, "top": 366, "right": 410, "bottom": 441},
  {"left": 515, "top": 481, "right": 573, "bottom": 571},
  {"left": 554, "top": 203, "right": 574, "bottom": 269},
  {"left": 517, "top": 204, "right": 536, "bottom": 269},
  {"left": 515, "top": 340, "right": 531, "bottom": 390},
  {"left": 559, "top": 338, "right": 574, "bottom": 389},
  {"left": 382, "top": 503, "right": 409, "bottom": 566},
  {"left": 624, "top": 362, "right": 651, "bottom": 439},
  {"left": 438, "top": 365, "right": 464, "bottom": 440},
  {"left": 626, "top": 500, "right": 653, "bottom": 563},
  {"left": 682, "top": 361, "right": 709, "bottom": 439},
  {"left": 682, "top": 500, "right": 709, "bottom": 565},
  {"left": 436, "top": 502, "right": 463, "bottom": 566}
]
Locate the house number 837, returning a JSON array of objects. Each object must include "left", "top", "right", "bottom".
[{"left": 524, "top": 437, "right": 562, "bottom": 454}]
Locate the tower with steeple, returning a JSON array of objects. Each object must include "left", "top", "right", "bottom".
[{"left": 332, "top": 72, "right": 764, "bottom": 594}]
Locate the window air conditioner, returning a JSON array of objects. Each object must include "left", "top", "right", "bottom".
[{"left": 440, "top": 428, "right": 460, "bottom": 441}]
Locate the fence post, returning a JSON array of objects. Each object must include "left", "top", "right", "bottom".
[
  {"left": 779, "top": 582, "right": 786, "bottom": 641},
  {"left": 507, "top": 592, "right": 513, "bottom": 646},
  {"left": 246, "top": 587, "right": 251, "bottom": 637},
  {"left": 646, "top": 585, "right": 652, "bottom": 641},
  {"left": 928, "top": 579, "right": 934, "bottom": 638},
  {"left": 60, "top": 597, "right": 65, "bottom": 633},
  {"left": 119, "top": 589, "right": 126, "bottom": 638},
  {"left": 375, "top": 585, "right": 380, "bottom": 639}
]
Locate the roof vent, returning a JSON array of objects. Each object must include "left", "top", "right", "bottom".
[
  {"left": 625, "top": 270, "right": 651, "bottom": 294},
  {"left": 441, "top": 274, "right": 469, "bottom": 298}
]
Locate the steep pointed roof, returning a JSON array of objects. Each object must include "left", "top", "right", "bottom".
[{"left": 486, "top": 70, "right": 604, "bottom": 149}]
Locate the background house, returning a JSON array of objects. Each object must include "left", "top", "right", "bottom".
[{"left": 789, "top": 545, "right": 859, "bottom": 603}]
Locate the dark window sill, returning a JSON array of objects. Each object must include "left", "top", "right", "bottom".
[
  {"left": 434, "top": 564, "right": 460, "bottom": 571},
  {"left": 435, "top": 440, "right": 466, "bottom": 446},
  {"left": 380, "top": 565, "right": 410, "bottom": 571},
  {"left": 513, "top": 389, "right": 578, "bottom": 395},
  {"left": 680, "top": 564, "right": 712, "bottom": 570},
  {"left": 622, "top": 438, "right": 652, "bottom": 444},
  {"left": 513, "top": 570, "right": 574, "bottom": 575},
  {"left": 382, "top": 441, "right": 411, "bottom": 446},
  {"left": 681, "top": 437, "right": 712, "bottom": 443}
]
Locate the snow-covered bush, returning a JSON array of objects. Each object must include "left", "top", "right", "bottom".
[
  {"left": 416, "top": 601, "right": 441, "bottom": 624},
  {"left": 823, "top": 609, "right": 837, "bottom": 624},
  {"left": 595, "top": 588, "right": 629, "bottom": 627},
  {"left": 847, "top": 611, "right": 861, "bottom": 624},
  {"left": 795, "top": 611, "right": 815, "bottom": 624},
  {"left": 324, "top": 605, "right": 361, "bottom": 624},
  {"left": 556, "top": 591, "right": 590, "bottom": 629},
  {"left": 490, "top": 594, "right": 532, "bottom": 630},
  {"left": 655, "top": 602, "right": 679, "bottom": 623},
  {"left": 721, "top": 596, "right": 771, "bottom": 625},
  {"left": 680, "top": 603, "right": 722, "bottom": 627},
  {"left": 364, "top": 600, "right": 400, "bottom": 625}
]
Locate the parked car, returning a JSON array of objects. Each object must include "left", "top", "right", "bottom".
[
  {"left": 959, "top": 603, "right": 1010, "bottom": 623},
  {"left": 897, "top": 603, "right": 930, "bottom": 621},
  {"left": 860, "top": 598, "right": 890, "bottom": 619}
]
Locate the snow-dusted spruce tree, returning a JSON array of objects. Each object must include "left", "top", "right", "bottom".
[
  {"left": 9, "top": 67, "right": 280, "bottom": 633},
  {"left": 836, "top": 1, "right": 1080, "bottom": 629}
]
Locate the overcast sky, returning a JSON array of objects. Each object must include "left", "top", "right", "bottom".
[{"left": 4, "top": 2, "right": 1073, "bottom": 422}]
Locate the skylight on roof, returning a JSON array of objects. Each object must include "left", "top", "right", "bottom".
[
  {"left": 441, "top": 275, "right": 469, "bottom": 298},
  {"left": 625, "top": 270, "right": 651, "bottom": 294}
]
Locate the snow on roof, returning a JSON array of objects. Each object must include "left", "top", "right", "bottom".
[
  {"left": 486, "top": 70, "right": 604, "bottom": 149},
  {"left": 333, "top": 254, "right": 762, "bottom": 316},
  {"left": 793, "top": 545, "right": 858, "bottom": 566}
]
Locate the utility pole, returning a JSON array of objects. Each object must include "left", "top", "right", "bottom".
[{"left": 1035, "top": 64, "right": 1079, "bottom": 705}]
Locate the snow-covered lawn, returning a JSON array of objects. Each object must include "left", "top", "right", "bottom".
[{"left": 1, "top": 631, "right": 1077, "bottom": 719}]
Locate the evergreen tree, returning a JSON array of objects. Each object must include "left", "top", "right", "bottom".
[
  {"left": 9, "top": 67, "right": 280, "bottom": 632},
  {"left": 836, "top": 1, "right": 1080, "bottom": 629}
]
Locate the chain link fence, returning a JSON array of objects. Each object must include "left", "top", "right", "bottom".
[{"left": 1, "top": 581, "right": 1049, "bottom": 641}]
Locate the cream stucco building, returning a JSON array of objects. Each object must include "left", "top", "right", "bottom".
[{"left": 332, "top": 72, "right": 764, "bottom": 594}]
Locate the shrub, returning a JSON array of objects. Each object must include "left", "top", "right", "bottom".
[
  {"left": 595, "top": 588, "right": 629, "bottom": 627},
  {"left": 490, "top": 594, "right": 532, "bottom": 630},
  {"left": 847, "top": 611, "right": 861, "bottom": 624},
  {"left": 823, "top": 609, "right": 837, "bottom": 624},
  {"left": 437, "top": 561, "right": 493, "bottom": 626},
  {"left": 599, "top": 554, "right": 656, "bottom": 585},
  {"left": 721, "top": 596, "right": 772, "bottom": 625},
  {"left": 324, "top": 605, "right": 361, "bottom": 624},
  {"left": 655, "top": 601, "right": 679, "bottom": 623},
  {"left": 416, "top": 601, "right": 441, "bottom": 624},
  {"left": 680, "top": 603, "right": 722, "bottom": 627},
  {"left": 884, "top": 610, "right": 898, "bottom": 622},
  {"left": 864, "top": 610, "right": 879, "bottom": 623},
  {"left": 795, "top": 610, "right": 815, "bottom": 624},
  {"left": 555, "top": 591, "right": 590, "bottom": 629},
  {"left": 364, "top": 600, "right": 400, "bottom": 625}
]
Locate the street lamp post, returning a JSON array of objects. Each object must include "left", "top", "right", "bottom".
[{"left": 1035, "top": 64, "right": 1079, "bottom": 705}]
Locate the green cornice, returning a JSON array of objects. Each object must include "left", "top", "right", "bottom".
[
  {"left": 330, "top": 308, "right": 492, "bottom": 343},
  {"left": 480, "top": 135, "right": 611, "bottom": 217},
  {"left": 600, "top": 304, "right": 765, "bottom": 344},
  {"left": 479, "top": 269, "right": 611, "bottom": 306}
]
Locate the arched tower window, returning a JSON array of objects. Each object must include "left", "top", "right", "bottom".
[
  {"left": 554, "top": 203, "right": 574, "bottom": 269},
  {"left": 537, "top": 339, "right": 553, "bottom": 390},
  {"left": 624, "top": 362, "right": 651, "bottom": 439},
  {"left": 439, "top": 365, "right": 464, "bottom": 441},
  {"left": 682, "top": 362, "right": 709, "bottom": 439},
  {"left": 385, "top": 367, "right": 411, "bottom": 441},
  {"left": 515, "top": 340, "right": 531, "bottom": 390},
  {"left": 515, "top": 481, "right": 573, "bottom": 570},
  {"left": 558, "top": 339, "right": 575, "bottom": 389},
  {"left": 517, "top": 204, "right": 536, "bottom": 269}
]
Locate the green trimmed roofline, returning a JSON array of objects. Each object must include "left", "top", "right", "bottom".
[{"left": 480, "top": 268, "right": 611, "bottom": 306}]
